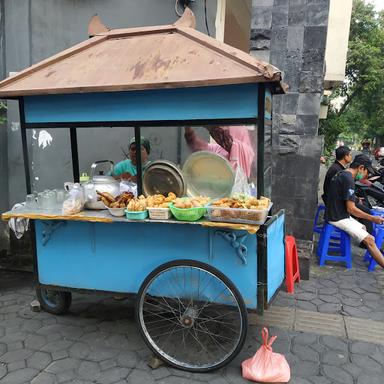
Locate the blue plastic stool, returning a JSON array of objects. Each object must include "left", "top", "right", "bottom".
[
  {"left": 313, "top": 204, "right": 326, "bottom": 234},
  {"left": 364, "top": 209, "right": 384, "bottom": 271},
  {"left": 317, "top": 223, "right": 352, "bottom": 269}
]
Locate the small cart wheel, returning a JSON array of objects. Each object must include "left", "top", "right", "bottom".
[
  {"left": 136, "top": 260, "right": 247, "bottom": 372},
  {"left": 36, "top": 288, "right": 72, "bottom": 315}
]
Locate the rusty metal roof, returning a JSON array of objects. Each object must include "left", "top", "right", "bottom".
[{"left": 0, "top": 10, "right": 284, "bottom": 98}]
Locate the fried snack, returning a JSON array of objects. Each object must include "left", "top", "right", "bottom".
[
  {"left": 127, "top": 197, "right": 147, "bottom": 211},
  {"left": 210, "top": 196, "right": 271, "bottom": 222},
  {"left": 146, "top": 192, "right": 176, "bottom": 208},
  {"left": 97, "top": 191, "right": 134, "bottom": 208},
  {"left": 173, "top": 196, "right": 210, "bottom": 209},
  {"left": 96, "top": 191, "right": 115, "bottom": 204},
  {"left": 100, "top": 196, "right": 111, "bottom": 207}
]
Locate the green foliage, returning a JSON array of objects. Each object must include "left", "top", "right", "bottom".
[
  {"left": 321, "top": 0, "right": 384, "bottom": 153},
  {"left": 0, "top": 102, "right": 7, "bottom": 125}
]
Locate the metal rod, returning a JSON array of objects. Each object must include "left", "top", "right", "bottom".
[
  {"left": 19, "top": 97, "right": 39, "bottom": 283},
  {"left": 257, "top": 84, "right": 266, "bottom": 198},
  {"left": 134, "top": 126, "right": 143, "bottom": 195},
  {"left": 256, "top": 227, "right": 267, "bottom": 315},
  {"left": 70, "top": 127, "right": 80, "bottom": 182},
  {"left": 19, "top": 98, "right": 32, "bottom": 194},
  {"left": 24, "top": 118, "right": 258, "bottom": 129}
]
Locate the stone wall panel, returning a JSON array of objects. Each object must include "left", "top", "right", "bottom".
[
  {"left": 287, "top": 26, "right": 304, "bottom": 49},
  {"left": 299, "top": 71, "right": 324, "bottom": 93},
  {"left": 302, "top": 48, "right": 325, "bottom": 72},
  {"left": 288, "top": 5, "right": 305, "bottom": 26},
  {"left": 297, "top": 93, "right": 321, "bottom": 115},
  {"left": 304, "top": 26, "right": 328, "bottom": 50},
  {"left": 296, "top": 115, "right": 319, "bottom": 136},
  {"left": 252, "top": 6, "right": 273, "bottom": 29},
  {"left": 272, "top": 5, "right": 289, "bottom": 26},
  {"left": 306, "top": 4, "right": 329, "bottom": 26},
  {"left": 251, "top": 0, "right": 329, "bottom": 240}
]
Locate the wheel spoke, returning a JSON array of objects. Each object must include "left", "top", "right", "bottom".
[{"left": 138, "top": 262, "right": 246, "bottom": 371}]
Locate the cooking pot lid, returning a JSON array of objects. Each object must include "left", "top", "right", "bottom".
[
  {"left": 182, "top": 151, "right": 235, "bottom": 198},
  {"left": 143, "top": 160, "right": 186, "bottom": 197}
]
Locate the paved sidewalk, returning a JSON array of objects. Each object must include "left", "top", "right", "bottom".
[
  {"left": 0, "top": 263, "right": 383, "bottom": 384},
  {"left": 273, "top": 247, "right": 384, "bottom": 321}
]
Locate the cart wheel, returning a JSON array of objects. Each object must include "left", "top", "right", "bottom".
[
  {"left": 136, "top": 260, "right": 247, "bottom": 372},
  {"left": 36, "top": 288, "right": 72, "bottom": 315}
]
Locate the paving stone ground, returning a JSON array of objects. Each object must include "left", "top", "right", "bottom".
[
  {"left": 274, "top": 245, "right": 384, "bottom": 321},
  {"left": 0, "top": 262, "right": 383, "bottom": 384}
]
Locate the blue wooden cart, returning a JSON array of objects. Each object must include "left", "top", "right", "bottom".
[{"left": 0, "top": 12, "right": 286, "bottom": 372}]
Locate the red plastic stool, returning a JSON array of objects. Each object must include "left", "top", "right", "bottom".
[{"left": 285, "top": 235, "right": 301, "bottom": 293}]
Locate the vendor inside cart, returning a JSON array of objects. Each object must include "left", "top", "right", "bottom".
[
  {"left": 184, "top": 126, "right": 255, "bottom": 178},
  {"left": 110, "top": 136, "right": 151, "bottom": 181}
]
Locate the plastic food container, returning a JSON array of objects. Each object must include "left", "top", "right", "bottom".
[
  {"left": 205, "top": 202, "right": 273, "bottom": 225},
  {"left": 147, "top": 207, "right": 172, "bottom": 220},
  {"left": 105, "top": 206, "right": 126, "bottom": 217},
  {"left": 125, "top": 210, "right": 148, "bottom": 220},
  {"left": 169, "top": 204, "right": 206, "bottom": 222}
]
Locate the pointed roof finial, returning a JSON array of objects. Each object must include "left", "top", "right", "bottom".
[
  {"left": 88, "top": 14, "right": 110, "bottom": 37},
  {"left": 174, "top": 7, "right": 196, "bottom": 29}
]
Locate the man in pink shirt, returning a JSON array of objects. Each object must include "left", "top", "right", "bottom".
[{"left": 184, "top": 126, "right": 255, "bottom": 178}]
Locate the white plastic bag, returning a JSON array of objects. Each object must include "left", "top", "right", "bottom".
[
  {"left": 231, "top": 163, "right": 251, "bottom": 196},
  {"left": 62, "top": 183, "right": 85, "bottom": 215},
  {"left": 120, "top": 180, "right": 138, "bottom": 197}
]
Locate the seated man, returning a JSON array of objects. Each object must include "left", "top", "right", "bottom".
[
  {"left": 323, "top": 146, "right": 373, "bottom": 237},
  {"left": 322, "top": 145, "right": 352, "bottom": 204},
  {"left": 326, "top": 154, "right": 384, "bottom": 268}
]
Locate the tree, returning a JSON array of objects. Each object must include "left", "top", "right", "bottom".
[
  {"left": 320, "top": 0, "right": 384, "bottom": 153},
  {"left": 0, "top": 102, "right": 6, "bottom": 125}
]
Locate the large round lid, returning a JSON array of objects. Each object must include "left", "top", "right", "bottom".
[
  {"left": 143, "top": 160, "right": 186, "bottom": 197},
  {"left": 182, "top": 151, "right": 235, "bottom": 198}
]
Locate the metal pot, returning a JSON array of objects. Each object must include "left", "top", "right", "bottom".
[
  {"left": 143, "top": 160, "right": 186, "bottom": 197},
  {"left": 84, "top": 160, "right": 120, "bottom": 209}
]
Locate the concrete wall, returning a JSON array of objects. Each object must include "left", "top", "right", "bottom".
[
  {"left": 251, "top": 0, "right": 329, "bottom": 240},
  {"left": 0, "top": 0, "right": 217, "bottom": 251},
  {"left": 324, "top": 0, "right": 352, "bottom": 88}
]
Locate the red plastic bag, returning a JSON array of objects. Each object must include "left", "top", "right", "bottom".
[{"left": 241, "top": 327, "right": 291, "bottom": 383}]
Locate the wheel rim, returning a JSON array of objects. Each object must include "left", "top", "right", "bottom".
[
  {"left": 138, "top": 265, "right": 244, "bottom": 370},
  {"left": 41, "top": 289, "right": 62, "bottom": 308}
]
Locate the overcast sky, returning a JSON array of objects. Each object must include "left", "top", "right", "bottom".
[{"left": 371, "top": 0, "right": 384, "bottom": 10}]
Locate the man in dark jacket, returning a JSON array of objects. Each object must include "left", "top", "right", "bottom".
[{"left": 322, "top": 146, "right": 352, "bottom": 204}]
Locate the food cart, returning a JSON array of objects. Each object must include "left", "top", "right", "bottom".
[{"left": 0, "top": 11, "right": 286, "bottom": 372}]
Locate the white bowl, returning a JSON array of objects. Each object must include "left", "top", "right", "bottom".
[{"left": 107, "top": 206, "right": 126, "bottom": 217}]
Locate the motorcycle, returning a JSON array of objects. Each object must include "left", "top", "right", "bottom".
[{"left": 355, "top": 179, "right": 384, "bottom": 208}]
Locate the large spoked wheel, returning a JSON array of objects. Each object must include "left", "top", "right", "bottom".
[
  {"left": 136, "top": 260, "right": 247, "bottom": 372},
  {"left": 36, "top": 287, "right": 72, "bottom": 315}
]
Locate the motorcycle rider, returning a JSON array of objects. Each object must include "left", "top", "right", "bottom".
[{"left": 326, "top": 154, "right": 384, "bottom": 268}]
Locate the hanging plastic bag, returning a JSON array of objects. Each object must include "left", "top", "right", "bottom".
[
  {"left": 231, "top": 163, "right": 251, "bottom": 196},
  {"left": 242, "top": 327, "right": 291, "bottom": 383},
  {"left": 62, "top": 183, "right": 85, "bottom": 215},
  {"left": 119, "top": 180, "right": 138, "bottom": 197}
]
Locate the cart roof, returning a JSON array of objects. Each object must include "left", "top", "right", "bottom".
[{"left": 0, "top": 9, "right": 285, "bottom": 98}]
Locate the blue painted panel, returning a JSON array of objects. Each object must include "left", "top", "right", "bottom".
[
  {"left": 24, "top": 84, "right": 259, "bottom": 123},
  {"left": 35, "top": 221, "right": 258, "bottom": 309},
  {"left": 267, "top": 214, "right": 285, "bottom": 301},
  {"left": 265, "top": 88, "right": 272, "bottom": 120}
]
